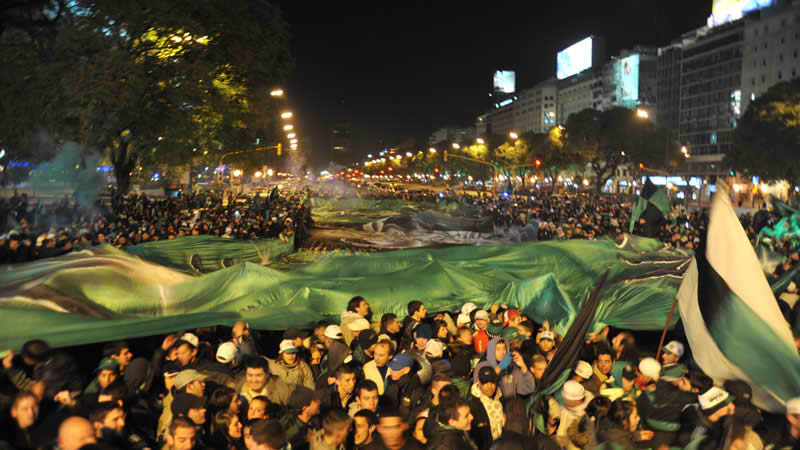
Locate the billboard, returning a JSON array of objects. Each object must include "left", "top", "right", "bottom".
[
  {"left": 618, "top": 54, "right": 640, "bottom": 103},
  {"left": 709, "top": 0, "right": 773, "bottom": 27},
  {"left": 493, "top": 71, "right": 516, "bottom": 94},
  {"left": 557, "top": 37, "right": 593, "bottom": 80}
]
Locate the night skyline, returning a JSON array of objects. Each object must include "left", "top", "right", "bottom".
[{"left": 276, "top": 1, "right": 713, "bottom": 167}]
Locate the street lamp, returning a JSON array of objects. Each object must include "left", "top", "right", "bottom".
[
  {"left": 290, "top": 143, "right": 298, "bottom": 149},
  {"left": 476, "top": 138, "right": 485, "bottom": 145},
  {"left": 509, "top": 132, "right": 519, "bottom": 140},
  {"left": 233, "top": 169, "right": 242, "bottom": 177},
  {"left": 367, "top": 154, "right": 373, "bottom": 158},
  {"left": 267, "top": 169, "right": 274, "bottom": 176},
  {"left": 636, "top": 108, "right": 649, "bottom": 119},
  {"left": 283, "top": 125, "right": 293, "bottom": 131},
  {"left": 429, "top": 148, "right": 437, "bottom": 153},
  {"left": 452, "top": 143, "right": 460, "bottom": 149},
  {"left": 290, "top": 139, "right": 298, "bottom": 144},
  {"left": 287, "top": 133, "right": 296, "bottom": 139},
  {"left": 406, "top": 152, "right": 413, "bottom": 157},
  {"left": 270, "top": 89, "right": 284, "bottom": 97},
  {"left": 281, "top": 111, "right": 293, "bottom": 119},
  {"left": 255, "top": 171, "right": 263, "bottom": 178}
]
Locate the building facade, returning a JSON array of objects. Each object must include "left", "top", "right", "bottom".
[
  {"left": 513, "top": 78, "right": 557, "bottom": 134},
  {"left": 557, "top": 72, "right": 602, "bottom": 125},
  {"left": 742, "top": 3, "right": 800, "bottom": 113}
]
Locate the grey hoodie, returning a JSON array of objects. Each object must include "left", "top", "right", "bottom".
[{"left": 473, "top": 337, "right": 536, "bottom": 398}]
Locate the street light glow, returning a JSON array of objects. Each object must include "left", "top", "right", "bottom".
[
  {"left": 270, "top": 89, "right": 284, "bottom": 97},
  {"left": 267, "top": 169, "right": 274, "bottom": 176},
  {"left": 509, "top": 132, "right": 519, "bottom": 140},
  {"left": 283, "top": 125, "right": 293, "bottom": 131},
  {"left": 476, "top": 138, "right": 485, "bottom": 144},
  {"left": 280, "top": 111, "right": 293, "bottom": 119},
  {"left": 287, "top": 133, "right": 296, "bottom": 139},
  {"left": 452, "top": 143, "right": 460, "bottom": 149},
  {"left": 429, "top": 148, "right": 436, "bottom": 153},
  {"left": 255, "top": 171, "right": 262, "bottom": 178},
  {"left": 233, "top": 169, "right": 242, "bottom": 177},
  {"left": 406, "top": 152, "right": 413, "bottom": 157},
  {"left": 290, "top": 139, "right": 298, "bottom": 144},
  {"left": 290, "top": 143, "right": 298, "bottom": 149},
  {"left": 636, "top": 108, "right": 649, "bottom": 119}
]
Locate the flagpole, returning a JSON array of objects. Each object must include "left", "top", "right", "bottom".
[{"left": 656, "top": 295, "right": 680, "bottom": 360}]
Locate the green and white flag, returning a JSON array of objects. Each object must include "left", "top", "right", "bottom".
[
  {"left": 677, "top": 182, "right": 800, "bottom": 413},
  {"left": 629, "top": 177, "right": 669, "bottom": 237}
]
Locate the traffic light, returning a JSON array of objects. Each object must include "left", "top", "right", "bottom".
[
  {"left": 729, "top": 169, "right": 735, "bottom": 177},
  {"left": 277, "top": 143, "right": 282, "bottom": 156},
  {"left": 443, "top": 150, "right": 448, "bottom": 162},
  {"left": 535, "top": 159, "right": 541, "bottom": 167}
]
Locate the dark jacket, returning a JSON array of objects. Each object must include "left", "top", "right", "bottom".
[
  {"left": 426, "top": 425, "right": 478, "bottom": 450},
  {"left": 636, "top": 381, "right": 695, "bottom": 448}
]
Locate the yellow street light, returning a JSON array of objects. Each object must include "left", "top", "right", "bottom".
[
  {"left": 270, "top": 89, "right": 284, "bottom": 97},
  {"left": 476, "top": 138, "right": 485, "bottom": 144},
  {"left": 267, "top": 169, "right": 274, "bottom": 176},
  {"left": 281, "top": 111, "right": 293, "bottom": 119},
  {"left": 429, "top": 148, "right": 437, "bottom": 153},
  {"left": 452, "top": 143, "right": 460, "bottom": 149},
  {"left": 287, "top": 133, "right": 296, "bottom": 139},
  {"left": 283, "top": 125, "right": 293, "bottom": 131},
  {"left": 255, "top": 171, "right": 263, "bottom": 178},
  {"left": 290, "top": 143, "right": 298, "bottom": 149},
  {"left": 636, "top": 108, "right": 649, "bottom": 119},
  {"left": 406, "top": 152, "right": 413, "bottom": 157},
  {"left": 396, "top": 155, "right": 402, "bottom": 160},
  {"left": 509, "top": 132, "right": 519, "bottom": 140},
  {"left": 290, "top": 139, "right": 298, "bottom": 144},
  {"left": 233, "top": 169, "right": 242, "bottom": 177}
]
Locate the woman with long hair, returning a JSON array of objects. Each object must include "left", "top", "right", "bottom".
[
  {"left": 207, "top": 386, "right": 241, "bottom": 416},
  {"left": 596, "top": 399, "right": 654, "bottom": 449},
  {"left": 210, "top": 409, "right": 244, "bottom": 450}
]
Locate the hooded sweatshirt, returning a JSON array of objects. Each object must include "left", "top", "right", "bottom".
[{"left": 473, "top": 337, "right": 536, "bottom": 398}]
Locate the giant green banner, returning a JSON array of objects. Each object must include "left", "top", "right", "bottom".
[{"left": 0, "top": 236, "right": 689, "bottom": 353}]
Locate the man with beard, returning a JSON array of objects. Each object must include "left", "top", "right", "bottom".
[{"left": 89, "top": 401, "right": 153, "bottom": 449}]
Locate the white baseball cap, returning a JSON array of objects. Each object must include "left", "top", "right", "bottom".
[
  {"left": 279, "top": 339, "right": 299, "bottom": 354},
  {"left": 539, "top": 330, "right": 555, "bottom": 341},
  {"left": 456, "top": 313, "right": 471, "bottom": 327},
  {"left": 787, "top": 397, "right": 800, "bottom": 415},
  {"left": 349, "top": 318, "right": 370, "bottom": 332},
  {"left": 562, "top": 380, "right": 586, "bottom": 401},
  {"left": 575, "top": 360, "right": 593, "bottom": 379},
  {"left": 664, "top": 341, "right": 684, "bottom": 358},
  {"left": 474, "top": 310, "right": 489, "bottom": 321},
  {"left": 424, "top": 339, "right": 445, "bottom": 359},
  {"left": 698, "top": 386, "right": 730, "bottom": 410},
  {"left": 216, "top": 342, "right": 238, "bottom": 364},
  {"left": 638, "top": 357, "right": 661, "bottom": 381},
  {"left": 461, "top": 302, "right": 478, "bottom": 315},
  {"left": 324, "top": 325, "right": 343, "bottom": 340},
  {"left": 180, "top": 333, "right": 199, "bottom": 348}
]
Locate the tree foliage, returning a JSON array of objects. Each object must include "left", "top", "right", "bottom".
[
  {"left": 730, "top": 79, "right": 800, "bottom": 184},
  {"left": 564, "top": 107, "right": 660, "bottom": 192},
  {"left": 0, "top": 0, "right": 293, "bottom": 192}
]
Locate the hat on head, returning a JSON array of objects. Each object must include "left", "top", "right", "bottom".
[
  {"left": 284, "top": 327, "right": 308, "bottom": 340},
  {"left": 698, "top": 386, "right": 732, "bottom": 411},
  {"left": 788, "top": 397, "right": 800, "bottom": 415},
  {"left": 575, "top": 360, "right": 593, "bottom": 379},
  {"left": 474, "top": 310, "right": 489, "bottom": 321},
  {"left": 562, "top": 380, "right": 586, "bottom": 401},
  {"left": 539, "top": 330, "right": 555, "bottom": 341},
  {"left": 638, "top": 357, "right": 661, "bottom": 381},
  {"left": 216, "top": 342, "right": 238, "bottom": 364},
  {"left": 357, "top": 329, "right": 379, "bottom": 350},
  {"left": 461, "top": 302, "right": 478, "bottom": 315},
  {"left": 289, "top": 386, "right": 318, "bottom": 411},
  {"left": 172, "top": 392, "right": 205, "bottom": 418},
  {"left": 174, "top": 369, "right": 208, "bottom": 390},
  {"left": 503, "top": 327, "right": 524, "bottom": 342},
  {"left": 96, "top": 357, "right": 120, "bottom": 372},
  {"left": 388, "top": 353, "right": 414, "bottom": 371},
  {"left": 349, "top": 318, "right": 370, "bottom": 332},
  {"left": 414, "top": 323, "right": 433, "bottom": 340},
  {"left": 162, "top": 362, "right": 181, "bottom": 377},
  {"left": 180, "top": 333, "right": 199, "bottom": 348},
  {"left": 456, "top": 313, "right": 471, "bottom": 327},
  {"left": 664, "top": 341, "right": 684, "bottom": 358},
  {"left": 279, "top": 339, "right": 299, "bottom": 354},
  {"left": 660, "top": 363, "right": 688, "bottom": 382},
  {"left": 478, "top": 365, "right": 499, "bottom": 384},
  {"left": 324, "top": 325, "right": 343, "bottom": 340},
  {"left": 424, "top": 339, "right": 445, "bottom": 359}
]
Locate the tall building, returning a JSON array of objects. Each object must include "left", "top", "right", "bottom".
[
  {"left": 741, "top": 2, "right": 800, "bottom": 113},
  {"left": 331, "top": 122, "right": 352, "bottom": 154},
  {"left": 657, "top": 42, "right": 685, "bottom": 133},
  {"left": 600, "top": 46, "right": 659, "bottom": 114},
  {"left": 428, "top": 127, "right": 475, "bottom": 145},
  {"left": 513, "top": 78, "right": 557, "bottom": 134},
  {"left": 557, "top": 71, "right": 602, "bottom": 125},
  {"left": 482, "top": 98, "right": 517, "bottom": 137}
]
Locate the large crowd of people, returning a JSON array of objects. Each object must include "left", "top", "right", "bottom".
[
  {"left": 2, "top": 296, "right": 800, "bottom": 450},
  {"left": 0, "top": 188, "right": 313, "bottom": 264}
]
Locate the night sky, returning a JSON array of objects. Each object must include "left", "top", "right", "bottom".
[{"left": 275, "top": 1, "right": 712, "bottom": 168}]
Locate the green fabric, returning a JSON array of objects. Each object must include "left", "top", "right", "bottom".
[
  {"left": 311, "top": 198, "right": 478, "bottom": 226},
  {"left": 645, "top": 416, "right": 681, "bottom": 432},
  {"left": 0, "top": 236, "right": 687, "bottom": 353},
  {"left": 124, "top": 235, "right": 295, "bottom": 274},
  {"left": 629, "top": 197, "right": 648, "bottom": 233}
]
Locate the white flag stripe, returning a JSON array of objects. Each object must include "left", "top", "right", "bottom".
[
  {"left": 677, "top": 259, "right": 784, "bottom": 412},
  {"left": 706, "top": 182, "right": 796, "bottom": 352}
]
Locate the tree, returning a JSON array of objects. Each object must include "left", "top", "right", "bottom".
[
  {"left": 564, "top": 107, "right": 660, "bottom": 192},
  {"left": 729, "top": 79, "right": 800, "bottom": 185}
]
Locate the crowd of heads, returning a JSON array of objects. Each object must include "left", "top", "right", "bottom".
[{"left": 4, "top": 295, "right": 800, "bottom": 450}]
